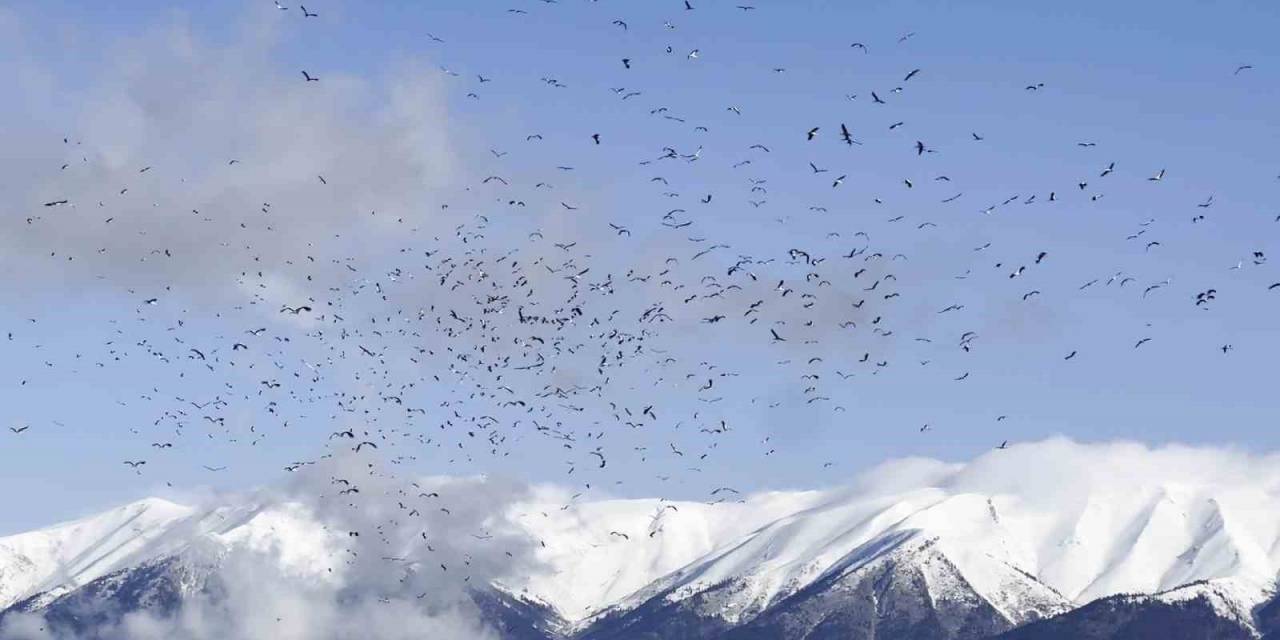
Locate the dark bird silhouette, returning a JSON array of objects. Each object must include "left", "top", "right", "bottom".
[{"left": 840, "top": 124, "right": 857, "bottom": 146}]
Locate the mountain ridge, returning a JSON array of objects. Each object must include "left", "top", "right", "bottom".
[{"left": 6, "top": 441, "right": 1280, "bottom": 638}]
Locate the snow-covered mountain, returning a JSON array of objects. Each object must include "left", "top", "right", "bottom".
[
  {"left": 573, "top": 465, "right": 1280, "bottom": 640},
  {"left": 5, "top": 440, "right": 1280, "bottom": 639},
  {"left": 0, "top": 498, "right": 195, "bottom": 610}
]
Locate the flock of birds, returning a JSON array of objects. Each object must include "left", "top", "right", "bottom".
[{"left": 5, "top": 1, "right": 1277, "bottom": 578}]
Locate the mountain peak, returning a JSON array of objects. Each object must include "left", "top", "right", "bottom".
[
  {"left": 0, "top": 497, "right": 194, "bottom": 610},
  {"left": 6, "top": 442, "right": 1280, "bottom": 639}
]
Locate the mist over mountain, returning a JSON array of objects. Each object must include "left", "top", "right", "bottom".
[{"left": 4, "top": 440, "right": 1280, "bottom": 640}]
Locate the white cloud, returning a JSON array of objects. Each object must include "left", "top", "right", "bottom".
[{"left": 0, "top": 10, "right": 457, "bottom": 305}]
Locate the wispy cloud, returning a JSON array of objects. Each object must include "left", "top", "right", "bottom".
[{"left": 0, "top": 9, "right": 456, "bottom": 307}]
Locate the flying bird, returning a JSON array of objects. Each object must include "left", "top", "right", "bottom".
[{"left": 840, "top": 124, "right": 857, "bottom": 146}]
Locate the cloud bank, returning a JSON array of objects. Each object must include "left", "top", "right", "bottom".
[
  {"left": 850, "top": 436, "right": 1280, "bottom": 506},
  {"left": 0, "top": 8, "right": 456, "bottom": 305}
]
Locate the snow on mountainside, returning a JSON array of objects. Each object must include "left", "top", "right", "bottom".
[
  {"left": 1145, "top": 579, "right": 1268, "bottom": 630},
  {"left": 596, "top": 481, "right": 1280, "bottom": 626},
  {"left": 587, "top": 440, "right": 1280, "bottom": 631},
  {"left": 0, "top": 498, "right": 194, "bottom": 609},
  {"left": 995, "top": 578, "right": 1272, "bottom": 640},
  {"left": 0, "top": 498, "right": 336, "bottom": 613},
  {"left": 4, "top": 440, "right": 1280, "bottom": 638},
  {"left": 501, "top": 490, "right": 827, "bottom": 622},
  {"left": 0, "top": 490, "right": 822, "bottom": 625}
]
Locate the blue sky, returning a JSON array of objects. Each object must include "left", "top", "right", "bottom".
[{"left": 1, "top": 0, "right": 1278, "bottom": 534}]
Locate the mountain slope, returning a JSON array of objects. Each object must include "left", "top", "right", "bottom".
[
  {"left": 0, "top": 498, "right": 195, "bottom": 610},
  {"left": 3, "top": 555, "right": 208, "bottom": 635},
  {"left": 994, "top": 579, "right": 1268, "bottom": 640},
  {"left": 4, "top": 557, "right": 565, "bottom": 640},
  {"left": 576, "top": 470, "right": 1280, "bottom": 639},
  {"left": 6, "top": 441, "right": 1280, "bottom": 639},
  {"left": 581, "top": 533, "right": 1039, "bottom": 640},
  {"left": 504, "top": 490, "right": 825, "bottom": 622},
  {"left": 725, "top": 535, "right": 1068, "bottom": 640}
]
